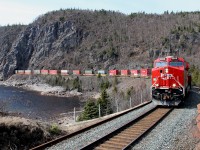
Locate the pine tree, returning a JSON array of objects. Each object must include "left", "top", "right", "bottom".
[
  {"left": 73, "top": 77, "right": 82, "bottom": 92},
  {"left": 78, "top": 99, "right": 98, "bottom": 121},
  {"left": 100, "top": 79, "right": 110, "bottom": 91},
  {"left": 97, "top": 89, "right": 112, "bottom": 116}
]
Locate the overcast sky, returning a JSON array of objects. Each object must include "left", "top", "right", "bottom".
[{"left": 0, "top": 0, "right": 200, "bottom": 26}]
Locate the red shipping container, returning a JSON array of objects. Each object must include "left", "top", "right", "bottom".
[
  {"left": 140, "top": 68, "right": 151, "bottom": 77},
  {"left": 73, "top": 70, "right": 81, "bottom": 75},
  {"left": 49, "top": 70, "right": 60, "bottom": 75},
  {"left": 121, "top": 70, "right": 130, "bottom": 76},
  {"left": 131, "top": 70, "right": 140, "bottom": 77},
  {"left": 109, "top": 70, "right": 119, "bottom": 76},
  {"left": 41, "top": 70, "right": 49, "bottom": 75}
]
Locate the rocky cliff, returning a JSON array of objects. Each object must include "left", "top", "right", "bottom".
[
  {"left": 1, "top": 20, "right": 82, "bottom": 79},
  {"left": 1, "top": 9, "right": 200, "bottom": 79}
]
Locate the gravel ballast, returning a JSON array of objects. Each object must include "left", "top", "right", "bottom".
[
  {"left": 47, "top": 102, "right": 156, "bottom": 149},
  {"left": 133, "top": 88, "right": 200, "bottom": 150},
  {"left": 47, "top": 87, "right": 200, "bottom": 150}
]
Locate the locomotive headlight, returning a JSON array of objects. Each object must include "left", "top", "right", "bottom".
[
  {"left": 153, "top": 78, "right": 157, "bottom": 81},
  {"left": 155, "top": 84, "right": 159, "bottom": 87},
  {"left": 165, "top": 68, "right": 169, "bottom": 73},
  {"left": 172, "top": 83, "right": 176, "bottom": 87}
]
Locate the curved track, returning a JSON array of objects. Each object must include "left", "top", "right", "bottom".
[
  {"left": 82, "top": 107, "right": 172, "bottom": 150},
  {"left": 30, "top": 101, "right": 151, "bottom": 150}
]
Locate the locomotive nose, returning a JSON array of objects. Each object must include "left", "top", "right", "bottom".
[{"left": 159, "top": 67, "right": 171, "bottom": 87}]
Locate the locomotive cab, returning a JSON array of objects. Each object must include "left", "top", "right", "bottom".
[{"left": 151, "top": 56, "right": 190, "bottom": 106}]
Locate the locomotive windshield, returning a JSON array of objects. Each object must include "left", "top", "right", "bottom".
[
  {"left": 169, "top": 62, "right": 183, "bottom": 67},
  {"left": 155, "top": 62, "right": 167, "bottom": 67}
]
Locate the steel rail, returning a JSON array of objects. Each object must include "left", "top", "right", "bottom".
[
  {"left": 81, "top": 107, "right": 173, "bottom": 150},
  {"left": 30, "top": 101, "right": 151, "bottom": 150}
]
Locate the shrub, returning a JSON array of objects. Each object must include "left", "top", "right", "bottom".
[
  {"left": 48, "top": 124, "right": 61, "bottom": 135},
  {"left": 189, "top": 65, "right": 200, "bottom": 86},
  {"left": 59, "top": 17, "right": 65, "bottom": 22},
  {"left": 45, "top": 75, "right": 65, "bottom": 87},
  {"left": 44, "top": 75, "right": 82, "bottom": 91},
  {"left": 97, "top": 73, "right": 101, "bottom": 78}
]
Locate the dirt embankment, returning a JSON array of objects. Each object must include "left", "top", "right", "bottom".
[{"left": 0, "top": 114, "right": 65, "bottom": 150}]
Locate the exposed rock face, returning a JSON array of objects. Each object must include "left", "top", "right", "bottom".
[
  {"left": 1, "top": 10, "right": 200, "bottom": 79},
  {"left": 0, "top": 26, "right": 24, "bottom": 80},
  {"left": 1, "top": 21, "right": 82, "bottom": 79}
]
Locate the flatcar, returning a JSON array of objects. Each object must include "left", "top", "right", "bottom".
[{"left": 151, "top": 56, "right": 191, "bottom": 106}]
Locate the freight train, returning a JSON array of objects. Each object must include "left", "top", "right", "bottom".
[
  {"left": 15, "top": 68, "right": 151, "bottom": 78},
  {"left": 151, "top": 56, "right": 191, "bottom": 106}
]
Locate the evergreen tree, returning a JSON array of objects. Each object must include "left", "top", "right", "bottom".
[
  {"left": 97, "top": 89, "right": 112, "bottom": 116},
  {"left": 100, "top": 79, "right": 110, "bottom": 91},
  {"left": 73, "top": 77, "right": 82, "bottom": 92},
  {"left": 78, "top": 99, "right": 98, "bottom": 121}
]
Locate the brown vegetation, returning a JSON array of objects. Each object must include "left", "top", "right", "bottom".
[
  {"left": 1, "top": 10, "right": 200, "bottom": 79},
  {"left": 0, "top": 115, "right": 65, "bottom": 150}
]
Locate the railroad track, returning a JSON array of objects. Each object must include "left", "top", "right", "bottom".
[
  {"left": 82, "top": 107, "right": 173, "bottom": 150},
  {"left": 30, "top": 101, "right": 151, "bottom": 150}
]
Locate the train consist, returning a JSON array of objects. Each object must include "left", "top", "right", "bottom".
[
  {"left": 151, "top": 56, "right": 191, "bottom": 106},
  {"left": 15, "top": 68, "right": 152, "bottom": 78},
  {"left": 15, "top": 56, "right": 192, "bottom": 106}
]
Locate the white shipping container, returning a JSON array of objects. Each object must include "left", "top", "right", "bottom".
[
  {"left": 61, "top": 70, "right": 69, "bottom": 75},
  {"left": 97, "top": 70, "right": 106, "bottom": 74},
  {"left": 18, "top": 70, "right": 24, "bottom": 74},
  {"left": 85, "top": 70, "right": 93, "bottom": 74},
  {"left": 25, "top": 70, "right": 32, "bottom": 73},
  {"left": 33, "top": 70, "right": 41, "bottom": 74}
]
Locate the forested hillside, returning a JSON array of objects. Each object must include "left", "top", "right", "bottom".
[{"left": 1, "top": 9, "right": 200, "bottom": 79}]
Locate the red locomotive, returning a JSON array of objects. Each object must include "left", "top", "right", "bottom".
[{"left": 151, "top": 56, "right": 191, "bottom": 106}]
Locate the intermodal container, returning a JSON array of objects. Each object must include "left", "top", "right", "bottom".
[
  {"left": 61, "top": 70, "right": 69, "bottom": 76},
  {"left": 73, "top": 70, "right": 81, "bottom": 75},
  {"left": 109, "top": 70, "right": 119, "bottom": 76},
  {"left": 24, "top": 70, "right": 32, "bottom": 75},
  {"left": 97, "top": 70, "right": 106, "bottom": 74},
  {"left": 85, "top": 70, "right": 93, "bottom": 74},
  {"left": 33, "top": 70, "right": 41, "bottom": 74},
  {"left": 17, "top": 70, "right": 24, "bottom": 74},
  {"left": 97, "top": 70, "right": 107, "bottom": 76},
  {"left": 121, "top": 70, "right": 130, "bottom": 76},
  {"left": 131, "top": 70, "right": 140, "bottom": 77},
  {"left": 84, "top": 70, "right": 94, "bottom": 76},
  {"left": 41, "top": 70, "right": 49, "bottom": 75},
  {"left": 140, "top": 68, "right": 151, "bottom": 77},
  {"left": 49, "top": 70, "right": 60, "bottom": 75}
]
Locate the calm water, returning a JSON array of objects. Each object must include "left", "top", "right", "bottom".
[{"left": 0, "top": 85, "right": 82, "bottom": 121}]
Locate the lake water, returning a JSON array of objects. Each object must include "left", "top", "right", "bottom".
[{"left": 0, "top": 85, "right": 83, "bottom": 121}]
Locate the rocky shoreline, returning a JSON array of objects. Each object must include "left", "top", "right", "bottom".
[
  {"left": 0, "top": 80, "right": 83, "bottom": 97},
  {"left": 0, "top": 75, "right": 102, "bottom": 102}
]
